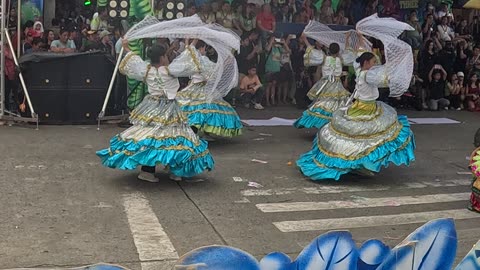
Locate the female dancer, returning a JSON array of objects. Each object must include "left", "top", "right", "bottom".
[
  {"left": 297, "top": 52, "right": 415, "bottom": 180},
  {"left": 176, "top": 41, "right": 243, "bottom": 139},
  {"left": 293, "top": 34, "right": 350, "bottom": 129},
  {"left": 97, "top": 39, "right": 214, "bottom": 182},
  {"left": 469, "top": 129, "right": 480, "bottom": 213}
]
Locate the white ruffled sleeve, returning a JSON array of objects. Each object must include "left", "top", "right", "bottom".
[
  {"left": 304, "top": 46, "right": 325, "bottom": 67},
  {"left": 168, "top": 45, "right": 206, "bottom": 78},
  {"left": 365, "top": 65, "right": 389, "bottom": 88},
  {"left": 119, "top": 52, "right": 149, "bottom": 82}
]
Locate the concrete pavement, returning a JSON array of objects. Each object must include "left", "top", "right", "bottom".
[{"left": 0, "top": 107, "right": 479, "bottom": 269}]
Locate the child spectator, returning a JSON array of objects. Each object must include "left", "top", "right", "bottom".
[
  {"left": 427, "top": 64, "right": 450, "bottom": 110},
  {"left": 239, "top": 65, "right": 265, "bottom": 110}
]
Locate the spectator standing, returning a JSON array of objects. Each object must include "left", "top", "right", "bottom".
[
  {"left": 239, "top": 3, "right": 257, "bottom": 32},
  {"left": 276, "top": 4, "right": 293, "bottom": 23},
  {"left": 454, "top": 40, "right": 470, "bottom": 73},
  {"left": 333, "top": 9, "right": 349, "bottom": 26},
  {"left": 437, "top": 41, "right": 455, "bottom": 75},
  {"left": 319, "top": 0, "right": 334, "bottom": 24},
  {"left": 22, "top": 30, "right": 34, "bottom": 54},
  {"left": 98, "top": 30, "right": 114, "bottom": 57},
  {"left": 456, "top": 19, "right": 472, "bottom": 41},
  {"left": 404, "top": 11, "right": 422, "bottom": 51},
  {"left": 256, "top": 4, "right": 276, "bottom": 46},
  {"left": 33, "top": 21, "right": 44, "bottom": 38},
  {"left": 302, "top": 0, "right": 314, "bottom": 20},
  {"left": 216, "top": 2, "right": 242, "bottom": 35},
  {"left": 264, "top": 35, "right": 283, "bottom": 106},
  {"left": 50, "top": 29, "right": 76, "bottom": 53},
  {"left": 422, "top": 13, "right": 436, "bottom": 41},
  {"left": 427, "top": 64, "right": 450, "bottom": 111},
  {"left": 198, "top": 3, "right": 216, "bottom": 24},
  {"left": 277, "top": 35, "right": 293, "bottom": 104},
  {"left": 436, "top": 3, "right": 449, "bottom": 21},
  {"left": 465, "top": 73, "right": 480, "bottom": 111},
  {"left": 4, "top": 43, "right": 18, "bottom": 112},
  {"left": 237, "top": 33, "right": 261, "bottom": 75},
  {"left": 31, "top": 37, "right": 44, "bottom": 53},
  {"left": 43, "top": 30, "right": 55, "bottom": 51},
  {"left": 437, "top": 16, "right": 454, "bottom": 43},
  {"left": 81, "top": 30, "right": 100, "bottom": 52},
  {"left": 418, "top": 40, "right": 437, "bottom": 86},
  {"left": 239, "top": 65, "right": 265, "bottom": 109},
  {"left": 90, "top": 6, "right": 109, "bottom": 31},
  {"left": 471, "top": 16, "right": 480, "bottom": 43}
]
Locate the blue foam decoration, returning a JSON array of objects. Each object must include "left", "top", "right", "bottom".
[
  {"left": 176, "top": 245, "right": 260, "bottom": 270},
  {"left": 294, "top": 231, "right": 358, "bottom": 270},
  {"left": 357, "top": 239, "right": 391, "bottom": 270},
  {"left": 454, "top": 240, "right": 480, "bottom": 270},
  {"left": 259, "top": 252, "right": 293, "bottom": 270},
  {"left": 18, "top": 219, "right": 480, "bottom": 270},
  {"left": 377, "top": 218, "right": 457, "bottom": 270}
]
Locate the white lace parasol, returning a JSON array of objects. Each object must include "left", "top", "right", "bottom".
[
  {"left": 124, "top": 15, "right": 240, "bottom": 101},
  {"left": 357, "top": 14, "right": 414, "bottom": 97}
]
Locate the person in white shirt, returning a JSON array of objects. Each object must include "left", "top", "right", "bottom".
[
  {"left": 437, "top": 16, "right": 454, "bottom": 43},
  {"left": 50, "top": 29, "right": 76, "bottom": 53}
]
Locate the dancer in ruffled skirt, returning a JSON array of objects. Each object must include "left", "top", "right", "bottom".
[
  {"left": 297, "top": 52, "right": 416, "bottom": 180},
  {"left": 469, "top": 130, "right": 480, "bottom": 213},
  {"left": 97, "top": 39, "right": 214, "bottom": 182},
  {"left": 176, "top": 41, "right": 243, "bottom": 139},
  {"left": 294, "top": 35, "right": 351, "bottom": 129}
]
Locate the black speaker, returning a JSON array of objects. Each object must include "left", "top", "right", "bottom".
[
  {"left": 68, "top": 88, "right": 107, "bottom": 123},
  {"left": 67, "top": 54, "right": 114, "bottom": 89},
  {"left": 23, "top": 60, "right": 68, "bottom": 89},
  {"left": 21, "top": 52, "right": 120, "bottom": 124},
  {"left": 29, "top": 88, "right": 69, "bottom": 123}
]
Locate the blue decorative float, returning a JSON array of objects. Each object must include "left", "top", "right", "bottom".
[{"left": 38, "top": 218, "right": 480, "bottom": 270}]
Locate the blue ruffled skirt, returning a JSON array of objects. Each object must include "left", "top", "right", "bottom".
[
  {"left": 96, "top": 95, "right": 214, "bottom": 177},
  {"left": 177, "top": 83, "right": 243, "bottom": 137},
  {"left": 294, "top": 78, "right": 351, "bottom": 129},
  {"left": 297, "top": 101, "right": 415, "bottom": 181}
]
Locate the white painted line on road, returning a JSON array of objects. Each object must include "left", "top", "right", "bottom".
[
  {"left": 273, "top": 209, "right": 479, "bottom": 232},
  {"left": 234, "top": 197, "right": 251, "bottom": 203},
  {"left": 123, "top": 192, "right": 179, "bottom": 264},
  {"left": 457, "top": 172, "right": 472, "bottom": 175},
  {"left": 256, "top": 193, "right": 470, "bottom": 213},
  {"left": 242, "top": 179, "right": 471, "bottom": 196},
  {"left": 233, "top": 177, "right": 244, "bottom": 182}
]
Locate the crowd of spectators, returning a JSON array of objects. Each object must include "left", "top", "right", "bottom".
[{"left": 4, "top": 0, "right": 480, "bottom": 114}]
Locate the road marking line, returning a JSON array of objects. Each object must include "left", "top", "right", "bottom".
[
  {"left": 256, "top": 193, "right": 470, "bottom": 212},
  {"left": 242, "top": 179, "right": 471, "bottom": 196},
  {"left": 233, "top": 177, "right": 244, "bottom": 182},
  {"left": 273, "top": 209, "right": 479, "bottom": 232},
  {"left": 123, "top": 192, "right": 179, "bottom": 263}
]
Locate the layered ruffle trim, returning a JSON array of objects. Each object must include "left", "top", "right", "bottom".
[
  {"left": 297, "top": 116, "right": 416, "bottom": 181},
  {"left": 97, "top": 135, "right": 214, "bottom": 177},
  {"left": 293, "top": 107, "right": 332, "bottom": 129},
  {"left": 181, "top": 101, "right": 243, "bottom": 137}
]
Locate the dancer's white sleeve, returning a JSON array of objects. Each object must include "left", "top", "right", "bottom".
[
  {"left": 304, "top": 46, "right": 325, "bottom": 67},
  {"left": 119, "top": 52, "right": 149, "bottom": 82},
  {"left": 168, "top": 45, "right": 207, "bottom": 78}
]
